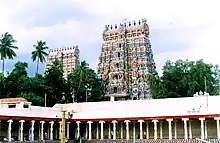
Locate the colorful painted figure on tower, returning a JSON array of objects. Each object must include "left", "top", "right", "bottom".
[{"left": 97, "top": 19, "right": 157, "bottom": 100}]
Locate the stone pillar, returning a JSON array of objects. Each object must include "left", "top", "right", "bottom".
[
  {"left": 49, "top": 121, "right": 54, "bottom": 140},
  {"left": 124, "top": 120, "right": 130, "bottom": 140},
  {"left": 112, "top": 120, "right": 117, "bottom": 140},
  {"left": 174, "top": 120, "right": 177, "bottom": 139},
  {"left": 58, "top": 121, "right": 62, "bottom": 139},
  {"left": 146, "top": 122, "right": 149, "bottom": 139},
  {"left": 133, "top": 121, "right": 135, "bottom": 140},
  {"left": 204, "top": 120, "right": 208, "bottom": 139},
  {"left": 182, "top": 118, "right": 188, "bottom": 139},
  {"left": 199, "top": 118, "right": 205, "bottom": 140},
  {"left": 152, "top": 120, "right": 158, "bottom": 140},
  {"left": 138, "top": 120, "right": 144, "bottom": 139},
  {"left": 108, "top": 123, "right": 111, "bottom": 139},
  {"left": 47, "top": 126, "right": 49, "bottom": 140},
  {"left": 19, "top": 120, "right": 25, "bottom": 141},
  {"left": 76, "top": 121, "right": 80, "bottom": 139},
  {"left": 38, "top": 124, "right": 40, "bottom": 140},
  {"left": 66, "top": 122, "right": 70, "bottom": 139},
  {"left": 99, "top": 121, "right": 105, "bottom": 140},
  {"left": 87, "top": 121, "right": 93, "bottom": 140},
  {"left": 215, "top": 117, "right": 220, "bottom": 139},
  {"left": 86, "top": 124, "right": 88, "bottom": 139},
  {"left": 96, "top": 123, "right": 99, "bottom": 139},
  {"left": 7, "top": 120, "right": 13, "bottom": 142},
  {"left": 40, "top": 121, "right": 45, "bottom": 140},
  {"left": 167, "top": 119, "right": 173, "bottom": 140},
  {"left": 159, "top": 121, "right": 163, "bottom": 139},
  {"left": 18, "top": 122, "right": 21, "bottom": 141},
  {"left": 120, "top": 122, "right": 123, "bottom": 139},
  {"left": 31, "top": 120, "right": 35, "bottom": 141},
  {"left": 189, "top": 120, "right": 192, "bottom": 139}
]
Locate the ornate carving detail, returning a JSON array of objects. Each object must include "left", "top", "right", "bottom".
[{"left": 97, "top": 18, "right": 156, "bottom": 99}]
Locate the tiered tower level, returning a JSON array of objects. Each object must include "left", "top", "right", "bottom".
[
  {"left": 46, "top": 46, "right": 80, "bottom": 79},
  {"left": 97, "top": 19, "right": 157, "bottom": 100}
]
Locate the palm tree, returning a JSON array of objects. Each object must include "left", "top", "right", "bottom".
[
  {"left": 0, "top": 32, "right": 18, "bottom": 76},
  {"left": 31, "top": 40, "right": 49, "bottom": 74},
  {"left": 73, "top": 61, "right": 90, "bottom": 95}
]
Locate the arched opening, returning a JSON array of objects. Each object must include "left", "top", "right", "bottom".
[
  {"left": 113, "top": 87, "right": 117, "bottom": 93},
  {"left": 119, "top": 43, "right": 122, "bottom": 47},
  {"left": 117, "top": 52, "right": 120, "bottom": 58},
  {"left": 115, "top": 74, "right": 119, "bottom": 79},
  {"left": 116, "top": 63, "right": 119, "bottom": 68}
]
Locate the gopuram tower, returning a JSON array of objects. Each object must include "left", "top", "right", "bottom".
[{"left": 97, "top": 19, "right": 157, "bottom": 100}]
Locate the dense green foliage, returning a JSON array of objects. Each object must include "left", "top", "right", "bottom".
[
  {"left": 0, "top": 32, "right": 106, "bottom": 107},
  {"left": 0, "top": 59, "right": 105, "bottom": 106},
  {"left": 67, "top": 61, "right": 105, "bottom": 102},
  {"left": 0, "top": 32, "right": 18, "bottom": 97},
  {"left": 44, "top": 58, "right": 66, "bottom": 106},
  {"left": 148, "top": 59, "right": 220, "bottom": 99}
]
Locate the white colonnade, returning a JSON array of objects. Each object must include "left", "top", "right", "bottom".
[{"left": 2, "top": 117, "right": 220, "bottom": 141}]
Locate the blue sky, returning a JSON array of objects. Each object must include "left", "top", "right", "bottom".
[{"left": 0, "top": 0, "right": 219, "bottom": 76}]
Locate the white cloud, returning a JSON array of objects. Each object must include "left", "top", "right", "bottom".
[
  {"left": 0, "top": 0, "right": 219, "bottom": 74},
  {"left": 16, "top": 19, "right": 84, "bottom": 52},
  {"left": 72, "top": 0, "right": 220, "bottom": 71},
  {"left": 187, "top": 23, "right": 220, "bottom": 65},
  {"left": 73, "top": 0, "right": 219, "bottom": 27}
]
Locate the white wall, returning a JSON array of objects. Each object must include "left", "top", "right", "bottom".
[{"left": 0, "top": 96, "right": 219, "bottom": 120}]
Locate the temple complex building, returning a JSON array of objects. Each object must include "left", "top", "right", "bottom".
[
  {"left": 97, "top": 19, "right": 157, "bottom": 100},
  {"left": 46, "top": 46, "right": 80, "bottom": 79},
  {"left": 0, "top": 92, "right": 220, "bottom": 143}
]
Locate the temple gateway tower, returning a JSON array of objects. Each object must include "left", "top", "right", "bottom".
[{"left": 97, "top": 19, "right": 157, "bottom": 100}]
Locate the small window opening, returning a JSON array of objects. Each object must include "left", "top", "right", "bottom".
[
  {"left": 113, "top": 87, "right": 117, "bottom": 93},
  {"left": 116, "top": 63, "right": 119, "bottom": 68},
  {"left": 8, "top": 104, "right": 16, "bottom": 108},
  {"left": 115, "top": 74, "right": 119, "bottom": 79},
  {"left": 117, "top": 52, "right": 120, "bottom": 57},
  {"left": 119, "top": 43, "right": 121, "bottom": 48},
  {"left": 23, "top": 104, "right": 29, "bottom": 108}
]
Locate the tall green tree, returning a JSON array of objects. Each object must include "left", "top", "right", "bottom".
[
  {"left": 44, "top": 58, "right": 66, "bottom": 106},
  {"left": 68, "top": 61, "right": 105, "bottom": 102},
  {"left": 31, "top": 40, "right": 49, "bottom": 74},
  {"left": 213, "top": 65, "right": 220, "bottom": 92},
  {"left": 4, "top": 61, "right": 44, "bottom": 105},
  {"left": 19, "top": 74, "right": 45, "bottom": 106},
  {"left": 4, "top": 61, "right": 28, "bottom": 98},
  {"left": 0, "top": 72, "right": 5, "bottom": 97},
  {"left": 148, "top": 59, "right": 220, "bottom": 99},
  {"left": 74, "top": 61, "right": 89, "bottom": 95},
  {"left": 0, "top": 32, "right": 18, "bottom": 75}
]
